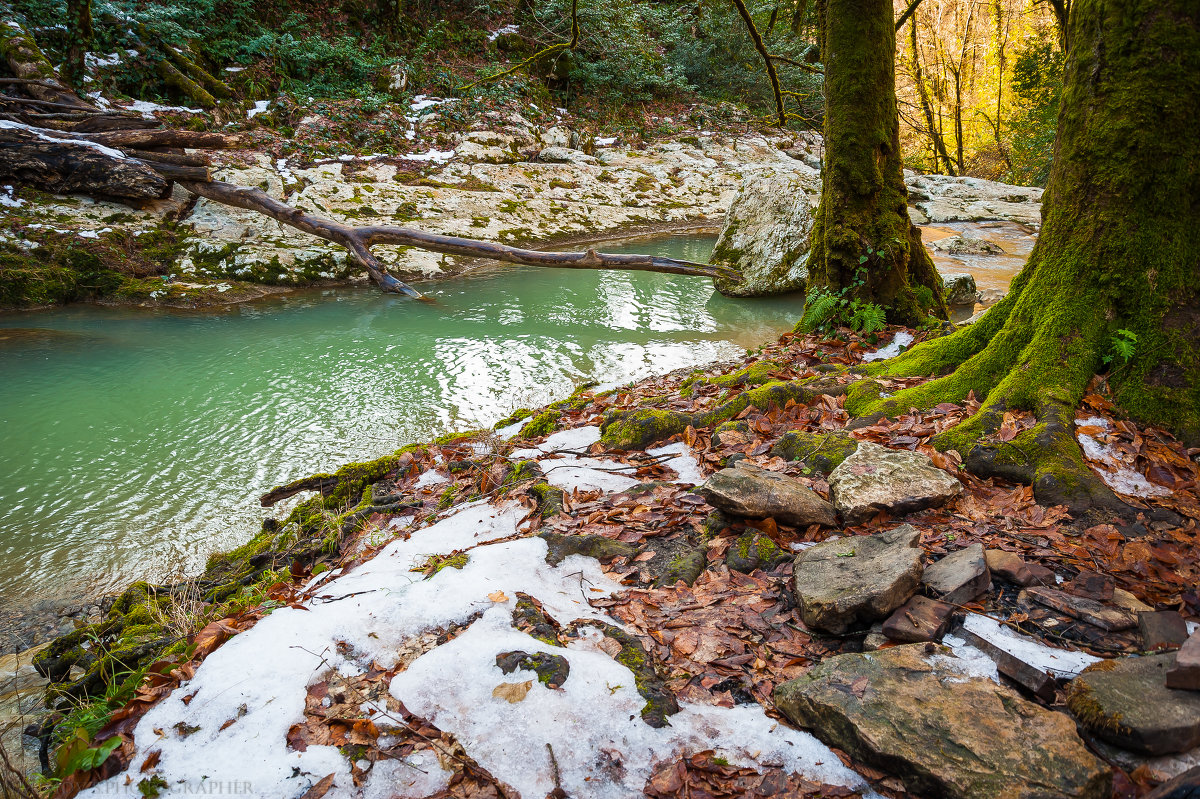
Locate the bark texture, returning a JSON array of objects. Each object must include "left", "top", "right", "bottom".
[
  {"left": 806, "top": 0, "right": 946, "bottom": 325},
  {"left": 852, "top": 0, "right": 1200, "bottom": 509}
]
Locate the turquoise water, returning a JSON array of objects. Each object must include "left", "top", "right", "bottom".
[{"left": 0, "top": 234, "right": 804, "bottom": 605}]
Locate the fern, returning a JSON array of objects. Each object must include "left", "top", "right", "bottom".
[
  {"left": 850, "top": 302, "right": 887, "bottom": 334},
  {"left": 800, "top": 288, "right": 840, "bottom": 332}
]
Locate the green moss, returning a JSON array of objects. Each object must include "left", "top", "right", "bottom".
[
  {"left": 540, "top": 533, "right": 636, "bottom": 566},
  {"left": 518, "top": 409, "right": 562, "bottom": 438},
  {"left": 684, "top": 361, "right": 783, "bottom": 396},
  {"left": 495, "top": 408, "right": 535, "bottom": 429},
  {"left": 770, "top": 430, "right": 859, "bottom": 473},
  {"left": 412, "top": 552, "right": 469, "bottom": 576},
  {"left": 433, "top": 429, "right": 486, "bottom": 445},
  {"left": 600, "top": 407, "right": 689, "bottom": 450},
  {"left": 592, "top": 623, "right": 679, "bottom": 728},
  {"left": 530, "top": 481, "right": 565, "bottom": 518}
]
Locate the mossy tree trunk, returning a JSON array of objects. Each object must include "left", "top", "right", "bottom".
[
  {"left": 851, "top": 0, "right": 1200, "bottom": 511},
  {"left": 65, "top": 0, "right": 93, "bottom": 84},
  {"left": 806, "top": 0, "right": 947, "bottom": 326}
]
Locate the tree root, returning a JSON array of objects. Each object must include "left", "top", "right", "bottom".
[{"left": 600, "top": 377, "right": 846, "bottom": 450}]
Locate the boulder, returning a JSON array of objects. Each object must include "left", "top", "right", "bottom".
[
  {"left": 792, "top": 524, "right": 924, "bottom": 633},
  {"left": 904, "top": 173, "right": 1043, "bottom": 225},
  {"left": 537, "top": 146, "right": 597, "bottom": 165},
  {"left": 934, "top": 236, "right": 1005, "bottom": 256},
  {"left": 828, "top": 441, "right": 963, "bottom": 525},
  {"left": 881, "top": 595, "right": 955, "bottom": 642},
  {"left": 710, "top": 169, "right": 818, "bottom": 297},
  {"left": 985, "top": 549, "right": 1055, "bottom": 587},
  {"left": 941, "top": 271, "right": 979, "bottom": 305},
  {"left": 774, "top": 644, "right": 1112, "bottom": 799},
  {"left": 540, "top": 125, "right": 576, "bottom": 149},
  {"left": 697, "top": 463, "right": 837, "bottom": 528},
  {"left": 1167, "top": 631, "right": 1200, "bottom": 690},
  {"left": 1068, "top": 653, "right": 1200, "bottom": 755},
  {"left": 923, "top": 543, "right": 990, "bottom": 605}
]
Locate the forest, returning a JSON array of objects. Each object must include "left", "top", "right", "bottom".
[{"left": 0, "top": 0, "right": 1197, "bottom": 798}]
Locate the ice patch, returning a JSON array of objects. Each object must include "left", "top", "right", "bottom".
[
  {"left": 538, "top": 454, "right": 640, "bottom": 493},
  {"left": 862, "top": 331, "right": 914, "bottom": 362},
  {"left": 1075, "top": 416, "right": 1172, "bottom": 498},
  {"left": 409, "top": 95, "right": 458, "bottom": 115},
  {"left": 959, "top": 613, "right": 1100, "bottom": 678}
]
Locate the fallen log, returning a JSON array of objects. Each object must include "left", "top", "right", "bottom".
[
  {"left": 180, "top": 178, "right": 742, "bottom": 299},
  {"left": 0, "top": 18, "right": 95, "bottom": 110},
  {"left": 0, "top": 121, "right": 168, "bottom": 198}
]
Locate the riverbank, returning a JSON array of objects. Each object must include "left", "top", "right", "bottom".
[{"left": 16, "top": 319, "right": 1199, "bottom": 798}]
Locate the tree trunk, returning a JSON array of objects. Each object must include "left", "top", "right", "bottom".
[
  {"left": 854, "top": 0, "right": 1200, "bottom": 510},
  {"left": 805, "top": 0, "right": 946, "bottom": 325},
  {"left": 65, "top": 0, "right": 93, "bottom": 85},
  {"left": 908, "top": 20, "right": 955, "bottom": 175}
]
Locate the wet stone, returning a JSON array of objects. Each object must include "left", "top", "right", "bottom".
[
  {"left": 1024, "top": 586, "right": 1138, "bottom": 632},
  {"left": 1068, "top": 653, "right": 1200, "bottom": 755},
  {"left": 774, "top": 644, "right": 1112, "bottom": 799},
  {"left": 923, "top": 543, "right": 990, "bottom": 605},
  {"left": 697, "top": 463, "right": 837, "bottom": 528},
  {"left": 792, "top": 524, "right": 924, "bottom": 634},
  {"left": 985, "top": 549, "right": 1054, "bottom": 587},
  {"left": 881, "top": 595, "right": 955, "bottom": 643},
  {"left": 1167, "top": 632, "right": 1200, "bottom": 691}
]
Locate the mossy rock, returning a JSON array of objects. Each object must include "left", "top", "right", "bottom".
[
  {"left": 588, "top": 623, "right": 679, "bottom": 728},
  {"left": 725, "top": 531, "right": 786, "bottom": 573},
  {"left": 519, "top": 409, "right": 562, "bottom": 438},
  {"left": 496, "top": 650, "right": 570, "bottom": 689},
  {"left": 600, "top": 407, "right": 690, "bottom": 450},
  {"left": 512, "top": 592, "right": 562, "bottom": 646},
  {"left": 539, "top": 533, "right": 636, "bottom": 566},
  {"left": 495, "top": 408, "right": 535, "bottom": 429},
  {"left": 771, "top": 430, "right": 859, "bottom": 473},
  {"left": 635, "top": 537, "right": 707, "bottom": 588}
]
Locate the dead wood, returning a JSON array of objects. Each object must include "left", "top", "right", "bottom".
[{"left": 0, "top": 123, "right": 169, "bottom": 198}]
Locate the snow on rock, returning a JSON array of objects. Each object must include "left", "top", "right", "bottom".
[
  {"left": 402, "top": 147, "right": 456, "bottom": 163},
  {"left": 122, "top": 99, "right": 203, "bottom": 119},
  {"left": 493, "top": 418, "right": 527, "bottom": 440},
  {"left": 956, "top": 613, "right": 1100, "bottom": 678},
  {"left": 487, "top": 24, "right": 519, "bottom": 41},
  {"left": 862, "top": 331, "right": 914, "bottom": 363},
  {"left": 1075, "top": 416, "right": 1172, "bottom": 498},
  {"left": 414, "top": 469, "right": 450, "bottom": 488},
  {"left": 79, "top": 499, "right": 869, "bottom": 798},
  {"left": 0, "top": 185, "right": 24, "bottom": 209}
]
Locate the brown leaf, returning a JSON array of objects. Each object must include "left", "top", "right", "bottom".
[
  {"left": 298, "top": 773, "right": 336, "bottom": 799},
  {"left": 492, "top": 681, "right": 533, "bottom": 703},
  {"left": 139, "top": 750, "right": 161, "bottom": 773}
]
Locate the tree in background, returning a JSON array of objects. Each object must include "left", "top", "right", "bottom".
[
  {"left": 850, "top": 0, "right": 1200, "bottom": 511},
  {"left": 803, "top": 0, "right": 947, "bottom": 328}
]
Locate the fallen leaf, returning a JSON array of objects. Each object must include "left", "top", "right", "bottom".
[
  {"left": 298, "top": 773, "right": 336, "bottom": 799},
  {"left": 492, "top": 680, "right": 533, "bottom": 703},
  {"left": 488, "top": 590, "right": 509, "bottom": 603}
]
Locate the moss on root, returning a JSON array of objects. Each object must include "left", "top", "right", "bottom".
[
  {"left": 770, "top": 430, "right": 859, "bottom": 473},
  {"left": 587, "top": 623, "right": 679, "bottom": 728},
  {"left": 682, "top": 361, "right": 784, "bottom": 397}
]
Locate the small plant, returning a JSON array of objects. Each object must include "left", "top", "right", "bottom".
[
  {"left": 799, "top": 286, "right": 887, "bottom": 336},
  {"left": 1102, "top": 329, "right": 1137, "bottom": 367}
]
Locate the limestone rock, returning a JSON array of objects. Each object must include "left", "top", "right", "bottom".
[
  {"left": 881, "top": 595, "right": 955, "bottom": 642},
  {"left": 697, "top": 463, "right": 837, "bottom": 528},
  {"left": 941, "top": 271, "right": 979, "bottom": 305},
  {"left": 905, "top": 173, "right": 1043, "bottom": 225},
  {"left": 923, "top": 543, "right": 990, "bottom": 605},
  {"left": 986, "top": 549, "right": 1055, "bottom": 587},
  {"left": 1167, "top": 632, "right": 1200, "bottom": 690},
  {"left": 792, "top": 524, "right": 924, "bottom": 633},
  {"left": 829, "top": 441, "right": 963, "bottom": 525},
  {"left": 710, "top": 169, "right": 819, "bottom": 297},
  {"left": 537, "top": 146, "right": 598, "bottom": 165},
  {"left": 1068, "top": 653, "right": 1200, "bottom": 755},
  {"left": 540, "top": 126, "right": 576, "bottom": 149},
  {"left": 934, "top": 237, "right": 1005, "bottom": 256},
  {"left": 774, "top": 644, "right": 1112, "bottom": 799}
]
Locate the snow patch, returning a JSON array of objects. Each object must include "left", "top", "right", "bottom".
[
  {"left": 862, "top": 331, "right": 914, "bottom": 362},
  {"left": 402, "top": 147, "right": 456, "bottom": 164},
  {"left": 0, "top": 185, "right": 24, "bottom": 208},
  {"left": 646, "top": 442, "right": 704, "bottom": 484},
  {"left": 1075, "top": 416, "right": 1172, "bottom": 498},
  {"left": 594, "top": 136, "right": 618, "bottom": 147},
  {"left": 0, "top": 119, "right": 125, "bottom": 159},
  {"left": 487, "top": 24, "right": 519, "bottom": 42},
  {"left": 959, "top": 613, "right": 1100, "bottom": 678},
  {"left": 246, "top": 100, "right": 271, "bottom": 119},
  {"left": 123, "top": 99, "right": 202, "bottom": 119},
  {"left": 415, "top": 469, "right": 450, "bottom": 489}
]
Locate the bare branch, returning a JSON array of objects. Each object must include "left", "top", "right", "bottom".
[
  {"left": 895, "top": 0, "right": 923, "bottom": 31},
  {"left": 730, "top": 0, "right": 788, "bottom": 127}
]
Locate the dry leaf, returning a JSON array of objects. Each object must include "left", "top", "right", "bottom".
[
  {"left": 492, "top": 680, "right": 533, "bottom": 703},
  {"left": 488, "top": 590, "right": 509, "bottom": 603}
]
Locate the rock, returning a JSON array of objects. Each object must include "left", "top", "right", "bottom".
[
  {"left": 828, "top": 441, "right": 963, "bottom": 525},
  {"left": 1144, "top": 765, "right": 1200, "bottom": 799},
  {"left": 697, "top": 463, "right": 837, "bottom": 528},
  {"left": 710, "top": 169, "right": 818, "bottom": 297},
  {"left": 539, "top": 533, "right": 636, "bottom": 566},
  {"left": 986, "top": 549, "right": 1055, "bottom": 587},
  {"left": 1113, "top": 588, "right": 1154, "bottom": 614},
  {"left": 881, "top": 596, "right": 955, "bottom": 643},
  {"left": 1167, "top": 632, "right": 1200, "bottom": 690},
  {"left": 792, "top": 524, "right": 924, "bottom": 633},
  {"left": 862, "top": 624, "right": 890, "bottom": 651},
  {"left": 540, "top": 126, "right": 575, "bottom": 149},
  {"left": 1024, "top": 587, "right": 1138, "bottom": 632},
  {"left": 934, "top": 236, "right": 1005, "bottom": 256},
  {"left": 904, "top": 173, "right": 1043, "bottom": 225},
  {"left": 774, "top": 644, "right": 1112, "bottom": 799},
  {"left": 537, "top": 146, "right": 598, "bottom": 165},
  {"left": 923, "top": 543, "right": 990, "bottom": 605},
  {"left": 941, "top": 271, "right": 979, "bottom": 305},
  {"left": 495, "top": 650, "right": 570, "bottom": 689},
  {"left": 769, "top": 430, "right": 858, "bottom": 474},
  {"left": 725, "top": 531, "right": 784, "bottom": 573},
  {"left": 1068, "top": 653, "right": 1200, "bottom": 755},
  {"left": 1140, "top": 612, "right": 1190, "bottom": 652}
]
